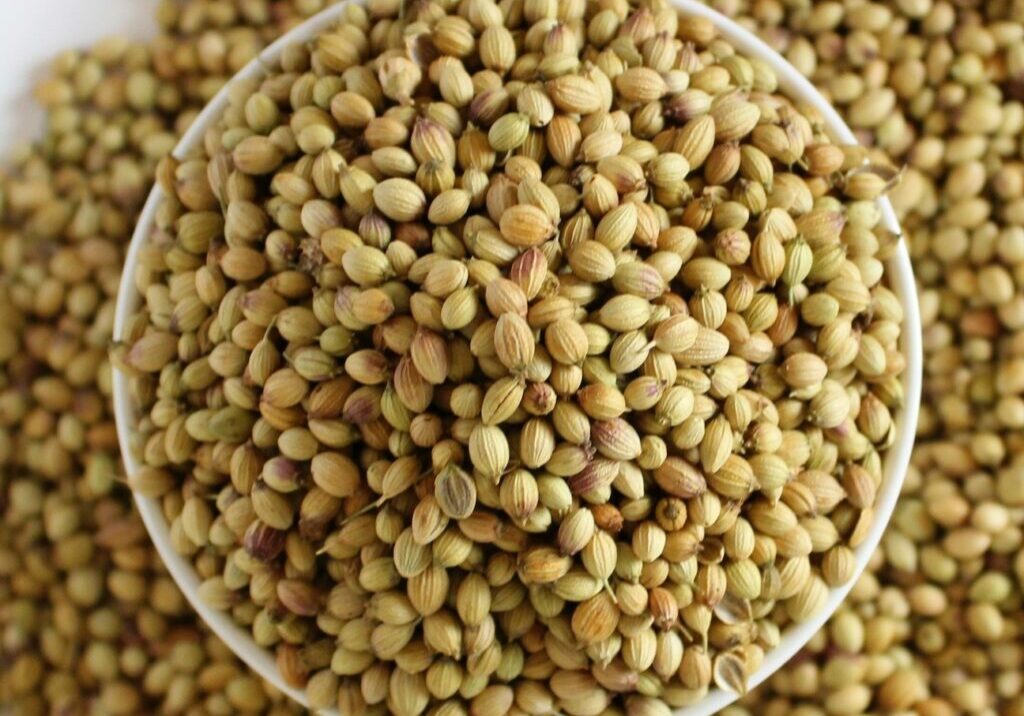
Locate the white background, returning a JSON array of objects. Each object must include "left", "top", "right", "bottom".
[{"left": 0, "top": 0, "right": 159, "bottom": 155}]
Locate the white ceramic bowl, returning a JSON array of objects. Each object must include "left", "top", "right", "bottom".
[{"left": 113, "top": 1, "right": 923, "bottom": 712}]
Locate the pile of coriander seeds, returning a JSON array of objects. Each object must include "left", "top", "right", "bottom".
[
  {"left": 718, "top": 0, "right": 1024, "bottom": 714},
  {"left": 0, "top": 1, "right": 337, "bottom": 714},
  {"left": 117, "top": 0, "right": 906, "bottom": 713}
]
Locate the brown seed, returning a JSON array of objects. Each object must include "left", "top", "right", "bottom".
[
  {"left": 435, "top": 466, "right": 477, "bottom": 520},
  {"left": 615, "top": 67, "right": 668, "bottom": 103},
  {"left": 545, "top": 319, "right": 588, "bottom": 365},
  {"left": 485, "top": 278, "right": 529, "bottom": 317},
  {"left": 598, "top": 295, "right": 652, "bottom": 332},
  {"left": 331, "top": 91, "right": 376, "bottom": 128},
  {"left": 500, "top": 204, "right": 557, "bottom": 247},
  {"left": 520, "top": 546, "right": 571, "bottom": 584},
  {"left": 277, "top": 580, "right": 322, "bottom": 617},
  {"left": 653, "top": 314, "right": 699, "bottom": 354},
  {"left": 233, "top": 136, "right": 284, "bottom": 174},
  {"left": 469, "top": 424, "right": 509, "bottom": 479},
  {"left": 572, "top": 591, "right": 620, "bottom": 644},
  {"left": 509, "top": 247, "right": 549, "bottom": 300},
  {"left": 591, "top": 418, "right": 642, "bottom": 460},
  {"left": 779, "top": 352, "right": 828, "bottom": 389},
  {"left": 410, "top": 329, "right": 450, "bottom": 385},
  {"left": 126, "top": 331, "right": 178, "bottom": 372},
  {"left": 481, "top": 375, "right": 526, "bottom": 425},
  {"left": 373, "top": 178, "right": 427, "bottom": 222},
  {"left": 547, "top": 75, "right": 604, "bottom": 114},
  {"left": 494, "top": 313, "right": 536, "bottom": 372},
  {"left": 655, "top": 457, "right": 707, "bottom": 498}
]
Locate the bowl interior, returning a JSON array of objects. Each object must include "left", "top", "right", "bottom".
[{"left": 112, "top": 1, "right": 923, "bottom": 713}]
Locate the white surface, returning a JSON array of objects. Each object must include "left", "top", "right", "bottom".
[
  {"left": 112, "top": 2, "right": 923, "bottom": 714},
  {"left": 0, "top": 0, "right": 158, "bottom": 154}
]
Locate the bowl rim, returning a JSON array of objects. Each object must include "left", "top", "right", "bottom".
[{"left": 112, "top": 1, "right": 923, "bottom": 712}]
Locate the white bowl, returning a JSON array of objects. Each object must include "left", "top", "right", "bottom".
[{"left": 113, "top": 1, "right": 923, "bottom": 712}]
